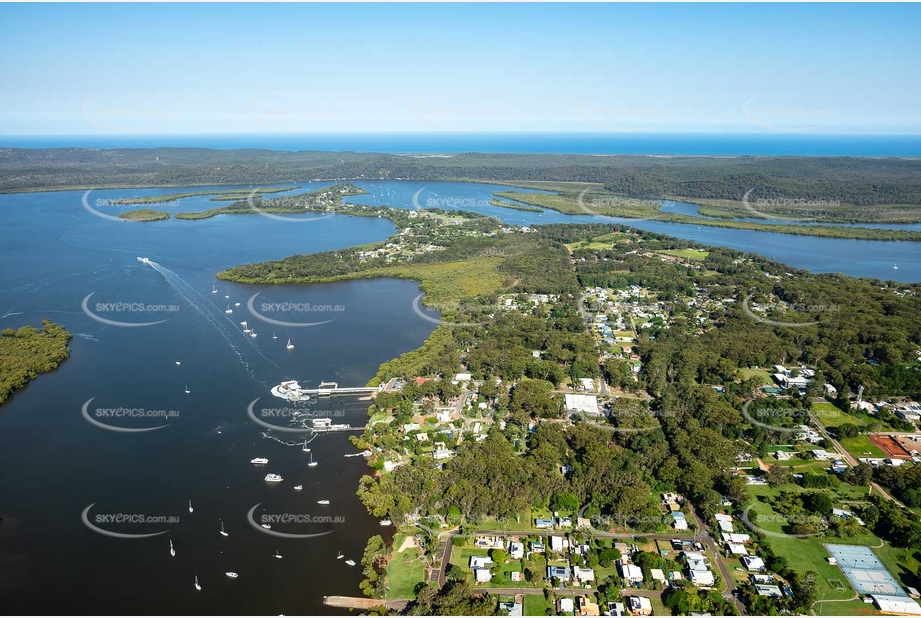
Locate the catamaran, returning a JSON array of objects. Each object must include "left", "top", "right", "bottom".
[
  {"left": 286, "top": 338, "right": 294, "bottom": 350},
  {"left": 250, "top": 457, "right": 269, "bottom": 464},
  {"left": 219, "top": 519, "right": 228, "bottom": 537}
]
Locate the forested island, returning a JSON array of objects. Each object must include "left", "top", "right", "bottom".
[
  {"left": 174, "top": 183, "right": 367, "bottom": 220},
  {"left": 225, "top": 199, "right": 921, "bottom": 616},
  {"left": 117, "top": 208, "right": 169, "bottom": 221},
  {"left": 0, "top": 320, "right": 72, "bottom": 404}
]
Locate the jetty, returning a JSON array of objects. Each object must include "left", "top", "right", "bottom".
[
  {"left": 323, "top": 596, "right": 408, "bottom": 611},
  {"left": 271, "top": 380, "right": 382, "bottom": 401}
]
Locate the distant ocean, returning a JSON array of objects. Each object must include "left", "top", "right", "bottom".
[{"left": 2, "top": 133, "right": 920, "bottom": 156}]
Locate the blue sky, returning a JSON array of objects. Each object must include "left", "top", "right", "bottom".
[{"left": 1, "top": 3, "right": 919, "bottom": 135}]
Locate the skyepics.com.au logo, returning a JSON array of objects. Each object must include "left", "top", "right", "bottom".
[
  {"left": 246, "top": 504, "right": 340, "bottom": 539},
  {"left": 411, "top": 294, "right": 504, "bottom": 328},
  {"left": 740, "top": 507, "right": 832, "bottom": 539},
  {"left": 82, "top": 504, "right": 179, "bottom": 539},
  {"left": 245, "top": 398, "right": 343, "bottom": 433},
  {"left": 81, "top": 292, "right": 178, "bottom": 328},
  {"left": 741, "top": 400, "right": 839, "bottom": 435},
  {"left": 246, "top": 293, "right": 342, "bottom": 328},
  {"left": 411, "top": 187, "right": 491, "bottom": 213},
  {"left": 739, "top": 188, "right": 842, "bottom": 223},
  {"left": 573, "top": 405, "right": 676, "bottom": 434},
  {"left": 741, "top": 293, "right": 839, "bottom": 328},
  {"left": 81, "top": 189, "right": 151, "bottom": 223},
  {"left": 245, "top": 188, "right": 335, "bottom": 223},
  {"left": 82, "top": 397, "right": 179, "bottom": 433},
  {"left": 575, "top": 188, "right": 662, "bottom": 224},
  {"left": 742, "top": 97, "right": 839, "bottom": 133}
]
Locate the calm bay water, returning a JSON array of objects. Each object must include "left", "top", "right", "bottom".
[{"left": 0, "top": 179, "right": 918, "bottom": 614}]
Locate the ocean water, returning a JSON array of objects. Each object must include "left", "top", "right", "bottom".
[{"left": 2, "top": 132, "right": 921, "bottom": 156}]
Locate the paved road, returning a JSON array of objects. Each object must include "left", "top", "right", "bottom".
[{"left": 688, "top": 504, "right": 746, "bottom": 615}]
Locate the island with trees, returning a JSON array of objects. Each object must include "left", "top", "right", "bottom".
[{"left": 0, "top": 320, "right": 72, "bottom": 404}]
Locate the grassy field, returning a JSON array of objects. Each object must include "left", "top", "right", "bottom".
[
  {"left": 523, "top": 593, "right": 554, "bottom": 616},
  {"left": 656, "top": 248, "right": 710, "bottom": 261},
  {"left": 745, "top": 485, "right": 882, "bottom": 602},
  {"left": 737, "top": 367, "right": 774, "bottom": 386},
  {"left": 838, "top": 434, "right": 886, "bottom": 459},
  {"left": 385, "top": 533, "right": 427, "bottom": 600}
]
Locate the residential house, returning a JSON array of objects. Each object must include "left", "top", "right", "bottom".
[
  {"left": 535, "top": 518, "right": 554, "bottom": 529},
  {"left": 474, "top": 568, "right": 491, "bottom": 583},
  {"left": 548, "top": 566, "right": 572, "bottom": 583},
  {"left": 627, "top": 596, "right": 652, "bottom": 616},
  {"left": 742, "top": 556, "right": 766, "bottom": 572},
  {"left": 577, "top": 596, "right": 600, "bottom": 617},
  {"left": 689, "top": 569, "right": 715, "bottom": 587},
  {"left": 470, "top": 556, "right": 493, "bottom": 569},
  {"left": 574, "top": 567, "right": 595, "bottom": 585},
  {"left": 509, "top": 541, "right": 524, "bottom": 560},
  {"left": 620, "top": 562, "right": 644, "bottom": 584},
  {"left": 557, "top": 598, "right": 575, "bottom": 614}
]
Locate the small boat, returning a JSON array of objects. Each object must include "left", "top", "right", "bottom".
[
  {"left": 212, "top": 285, "right": 217, "bottom": 294},
  {"left": 307, "top": 453, "right": 317, "bottom": 467},
  {"left": 894, "top": 263, "right": 899, "bottom": 269},
  {"left": 225, "top": 305, "right": 233, "bottom": 314},
  {"left": 235, "top": 302, "right": 240, "bottom": 307},
  {"left": 265, "top": 473, "right": 284, "bottom": 483},
  {"left": 194, "top": 576, "right": 201, "bottom": 591},
  {"left": 317, "top": 500, "right": 330, "bottom": 505},
  {"left": 273, "top": 551, "right": 283, "bottom": 559},
  {"left": 184, "top": 385, "right": 190, "bottom": 394},
  {"left": 380, "top": 519, "right": 392, "bottom": 526},
  {"left": 250, "top": 457, "right": 269, "bottom": 464},
  {"left": 250, "top": 330, "right": 257, "bottom": 338},
  {"left": 240, "top": 320, "right": 247, "bottom": 327},
  {"left": 175, "top": 361, "right": 181, "bottom": 366},
  {"left": 225, "top": 295, "right": 230, "bottom": 299},
  {"left": 261, "top": 524, "right": 272, "bottom": 529},
  {"left": 344, "top": 560, "right": 356, "bottom": 566},
  {"left": 272, "top": 332, "right": 277, "bottom": 340},
  {"left": 294, "top": 485, "right": 303, "bottom": 491},
  {"left": 188, "top": 500, "right": 193, "bottom": 513},
  {"left": 302, "top": 440, "right": 310, "bottom": 453},
  {"left": 219, "top": 519, "right": 228, "bottom": 537},
  {"left": 169, "top": 539, "right": 175, "bottom": 557},
  {"left": 286, "top": 338, "right": 294, "bottom": 350},
  {"left": 225, "top": 572, "right": 239, "bottom": 579},
  {"left": 337, "top": 552, "right": 344, "bottom": 560}
]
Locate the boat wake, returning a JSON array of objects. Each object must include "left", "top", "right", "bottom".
[{"left": 144, "top": 260, "right": 278, "bottom": 376}]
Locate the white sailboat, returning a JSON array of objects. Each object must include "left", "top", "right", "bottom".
[
  {"left": 273, "top": 550, "right": 283, "bottom": 559},
  {"left": 286, "top": 338, "right": 294, "bottom": 350},
  {"left": 317, "top": 500, "right": 330, "bottom": 505},
  {"left": 894, "top": 262, "right": 899, "bottom": 269},
  {"left": 225, "top": 572, "right": 239, "bottom": 579},
  {"left": 337, "top": 551, "right": 344, "bottom": 560},
  {"left": 250, "top": 329, "right": 257, "bottom": 338},
  {"left": 184, "top": 385, "right": 190, "bottom": 394},
  {"left": 219, "top": 519, "right": 228, "bottom": 537},
  {"left": 212, "top": 285, "right": 217, "bottom": 294},
  {"left": 169, "top": 539, "right": 175, "bottom": 557},
  {"left": 307, "top": 453, "right": 318, "bottom": 467},
  {"left": 225, "top": 305, "right": 233, "bottom": 314},
  {"left": 225, "top": 295, "right": 230, "bottom": 299},
  {"left": 240, "top": 320, "right": 248, "bottom": 327},
  {"left": 272, "top": 332, "right": 277, "bottom": 340},
  {"left": 344, "top": 560, "right": 356, "bottom": 566},
  {"left": 302, "top": 439, "right": 310, "bottom": 453},
  {"left": 189, "top": 500, "right": 193, "bottom": 513},
  {"left": 194, "top": 576, "right": 201, "bottom": 591},
  {"left": 294, "top": 485, "right": 303, "bottom": 491}
]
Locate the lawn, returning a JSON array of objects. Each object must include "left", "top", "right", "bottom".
[
  {"left": 523, "top": 593, "right": 554, "bottom": 616},
  {"left": 838, "top": 434, "right": 886, "bottom": 459},
  {"left": 656, "top": 248, "right": 710, "bottom": 261},
  {"left": 814, "top": 598, "right": 881, "bottom": 616},
  {"left": 737, "top": 367, "right": 774, "bottom": 386},
  {"left": 874, "top": 543, "right": 921, "bottom": 592},
  {"left": 386, "top": 533, "right": 427, "bottom": 600}
]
